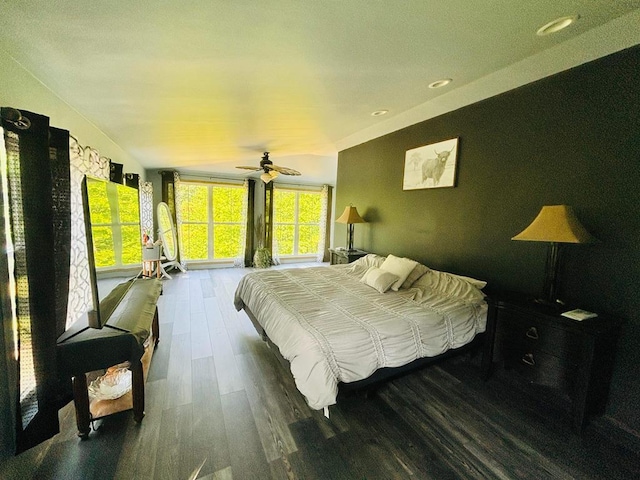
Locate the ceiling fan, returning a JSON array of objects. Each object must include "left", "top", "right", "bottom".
[{"left": 236, "top": 152, "right": 301, "bottom": 183}]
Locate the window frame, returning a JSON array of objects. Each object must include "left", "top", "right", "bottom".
[
  {"left": 178, "top": 181, "right": 246, "bottom": 263},
  {"left": 273, "top": 186, "right": 323, "bottom": 258},
  {"left": 89, "top": 181, "right": 142, "bottom": 272}
]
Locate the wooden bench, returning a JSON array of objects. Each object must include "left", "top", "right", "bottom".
[{"left": 57, "top": 278, "right": 162, "bottom": 438}]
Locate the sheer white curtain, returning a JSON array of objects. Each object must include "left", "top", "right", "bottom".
[
  {"left": 271, "top": 187, "right": 281, "bottom": 265},
  {"left": 173, "top": 171, "right": 188, "bottom": 269},
  {"left": 316, "top": 184, "right": 329, "bottom": 262},
  {"left": 234, "top": 179, "right": 249, "bottom": 267},
  {"left": 66, "top": 136, "right": 109, "bottom": 328}
]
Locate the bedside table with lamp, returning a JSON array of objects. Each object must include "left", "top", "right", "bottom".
[{"left": 486, "top": 205, "right": 622, "bottom": 433}]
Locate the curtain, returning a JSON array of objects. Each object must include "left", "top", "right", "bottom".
[
  {"left": 66, "top": 137, "right": 109, "bottom": 329},
  {"left": 0, "top": 109, "right": 71, "bottom": 453},
  {"left": 233, "top": 179, "right": 249, "bottom": 267},
  {"left": 124, "top": 172, "right": 139, "bottom": 188},
  {"left": 244, "top": 179, "right": 255, "bottom": 267},
  {"left": 266, "top": 183, "right": 278, "bottom": 265},
  {"left": 49, "top": 129, "right": 72, "bottom": 336},
  {"left": 0, "top": 126, "right": 18, "bottom": 460},
  {"left": 160, "top": 170, "right": 186, "bottom": 268},
  {"left": 173, "top": 171, "right": 186, "bottom": 269},
  {"left": 316, "top": 185, "right": 330, "bottom": 262}
]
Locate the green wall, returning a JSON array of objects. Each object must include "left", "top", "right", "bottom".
[{"left": 336, "top": 46, "right": 640, "bottom": 438}]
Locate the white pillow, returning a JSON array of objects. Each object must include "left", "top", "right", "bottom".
[
  {"left": 380, "top": 254, "right": 419, "bottom": 291},
  {"left": 352, "top": 253, "right": 386, "bottom": 269},
  {"left": 412, "top": 269, "right": 485, "bottom": 302},
  {"left": 401, "top": 263, "right": 430, "bottom": 289},
  {"left": 360, "top": 267, "right": 399, "bottom": 294},
  {"left": 445, "top": 272, "right": 487, "bottom": 289}
]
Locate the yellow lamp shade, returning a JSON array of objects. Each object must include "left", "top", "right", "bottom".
[
  {"left": 336, "top": 206, "right": 366, "bottom": 224},
  {"left": 512, "top": 205, "right": 596, "bottom": 244}
]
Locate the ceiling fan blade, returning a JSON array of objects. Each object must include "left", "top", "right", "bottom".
[
  {"left": 236, "top": 166, "right": 262, "bottom": 171},
  {"left": 268, "top": 164, "right": 301, "bottom": 176}
]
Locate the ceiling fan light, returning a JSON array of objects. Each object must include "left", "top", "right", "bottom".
[
  {"left": 269, "top": 170, "right": 279, "bottom": 179},
  {"left": 261, "top": 172, "right": 274, "bottom": 183}
]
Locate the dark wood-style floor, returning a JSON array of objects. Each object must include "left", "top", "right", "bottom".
[{"left": 1, "top": 264, "right": 638, "bottom": 480}]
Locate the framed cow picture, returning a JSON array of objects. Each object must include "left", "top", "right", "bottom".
[{"left": 402, "top": 137, "right": 459, "bottom": 190}]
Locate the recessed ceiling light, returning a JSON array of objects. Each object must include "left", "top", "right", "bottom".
[
  {"left": 371, "top": 110, "right": 388, "bottom": 117},
  {"left": 428, "top": 78, "right": 452, "bottom": 89},
  {"left": 536, "top": 15, "right": 579, "bottom": 36}
]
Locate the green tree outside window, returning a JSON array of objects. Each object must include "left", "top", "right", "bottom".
[
  {"left": 178, "top": 182, "right": 245, "bottom": 261},
  {"left": 274, "top": 189, "right": 322, "bottom": 256}
]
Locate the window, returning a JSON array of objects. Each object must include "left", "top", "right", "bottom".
[
  {"left": 178, "top": 182, "right": 245, "bottom": 261},
  {"left": 87, "top": 180, "right": 141, "bottom": 269},
  {"left": 274, "top": 188, "right": 322, "bottom": 256}
]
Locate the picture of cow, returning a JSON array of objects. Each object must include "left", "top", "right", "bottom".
[
  {"left": 403, "top": 138, "right": 459, "bottom": 190},
  {"left": 421, "top": 149, "right": 453, "bottom": 186}
]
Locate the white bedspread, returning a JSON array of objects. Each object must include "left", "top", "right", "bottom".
[{"left": 234, "top": 262, "right": 487, "bottom": 410}]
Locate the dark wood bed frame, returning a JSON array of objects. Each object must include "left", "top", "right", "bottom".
[{"left": 240, "top": 298, "right": 497, "bottom": 401}]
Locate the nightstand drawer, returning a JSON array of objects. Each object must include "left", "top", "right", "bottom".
[
  {"left": 329, "top": 249, "right": 368, "bottom": 265},
  {"left": 499, "top": 311, "right": 581, "bottom": 362},
  {"left": 331, "top": 253, "right": 349, "bottom": 265},
  {"left": 504, "top": 348, "right": 576, "bottom": 394}
]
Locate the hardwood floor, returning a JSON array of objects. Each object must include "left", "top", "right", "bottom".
[{"left": 1, "top": 265, "right": 638, "bottom": 479}]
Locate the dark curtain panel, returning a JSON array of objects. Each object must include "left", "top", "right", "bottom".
[
  {"left": 124, "top": 173, "right": 139, "bottom": 189},
  {"left": 1, "top": 109, "right": 70, "bottom": 453},
  {"left": 49, "top": 127, "right": 71, "bottom": 338},
  {"left": 109, "top": 161, "right": 123, "bottom": 184},
  {"left": 160, "top": 170, "right": 176, "bottom": 220},
  {"left": 160, "top": 170, "right": 176, "bottom": 214},
  {"left": 244, "top": 179, "right": 255, "bottom": 267},
  {"left": 264, "top": 182, "right": 274, "bottom": 254},
  {"left": 160, "top": 170, "right": 180, "bottom": 263},
  {"left": 0, "top": 131, "right": 18, "bottom": 462}
]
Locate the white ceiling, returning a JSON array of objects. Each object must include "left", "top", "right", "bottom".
[{"left": 1, "top": 1, "right": 639, "bottom": 185}]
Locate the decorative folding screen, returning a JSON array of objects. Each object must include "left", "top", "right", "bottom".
[
  {"left": 140, "top": 181, "right": 154, "bottom": 242},
  {"left": 66, "top": 137, "right": 109, "bottom": 329}
]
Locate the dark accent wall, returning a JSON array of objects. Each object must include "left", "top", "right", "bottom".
[{"left": 336, "top": 46, "right": 640, "bottom": 439}]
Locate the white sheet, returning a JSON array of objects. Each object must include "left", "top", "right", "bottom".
[{"left": 234, "top": 261, "right": 487, "bottom": 410}]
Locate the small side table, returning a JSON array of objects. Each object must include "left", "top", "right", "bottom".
[
  {"left": 486, "top": 292, "right": 621, "bottom": 433},
  {"left": 142, "top": 246, "right": 161, "bottom": 278},
  {"left": 329, "top": 248, "right": 368, "bottom": 265}
]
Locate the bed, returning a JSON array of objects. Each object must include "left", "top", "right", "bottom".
[{"left": 234, "top": 254, "right": 493, "bottom": 413}]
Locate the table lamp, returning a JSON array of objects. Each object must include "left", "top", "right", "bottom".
[
  {"left": 336, "top": 205, "right": 366, "bottom": 251},
  {"left": 512, "top": 205, "right": 596, "bottom": 304}
]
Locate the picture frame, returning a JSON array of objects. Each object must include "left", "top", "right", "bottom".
[{"left": 402, "top": 137, "right": 459, "bottom": 190}]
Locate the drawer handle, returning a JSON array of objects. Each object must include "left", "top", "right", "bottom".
[
  {"left": 521, "top": 353, "right": 535, "bottom": 366},
  {"left": 526, "top": 327, "right": 539, "bottom": 340}
]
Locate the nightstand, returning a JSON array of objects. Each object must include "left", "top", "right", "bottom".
[
  {"left": 329, "top": 248, "right": 368, "bottom": 265},
  {"left": 487, "top": 293, "right": 621, "bottom": 433}
]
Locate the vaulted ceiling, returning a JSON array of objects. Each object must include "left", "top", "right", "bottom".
[{"left": 1, "top": 1, "right": 639, "bottom": 184}]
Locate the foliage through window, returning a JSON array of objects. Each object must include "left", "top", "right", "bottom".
[
  {"left": 274, "top": 189, "right": 322, "bottom": 256},
  {"left": 87, "top": 179, "right": 141, "bottom": 268},
  {"left": 178, "top": 182, "right": 245, "bottom": 260}
]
